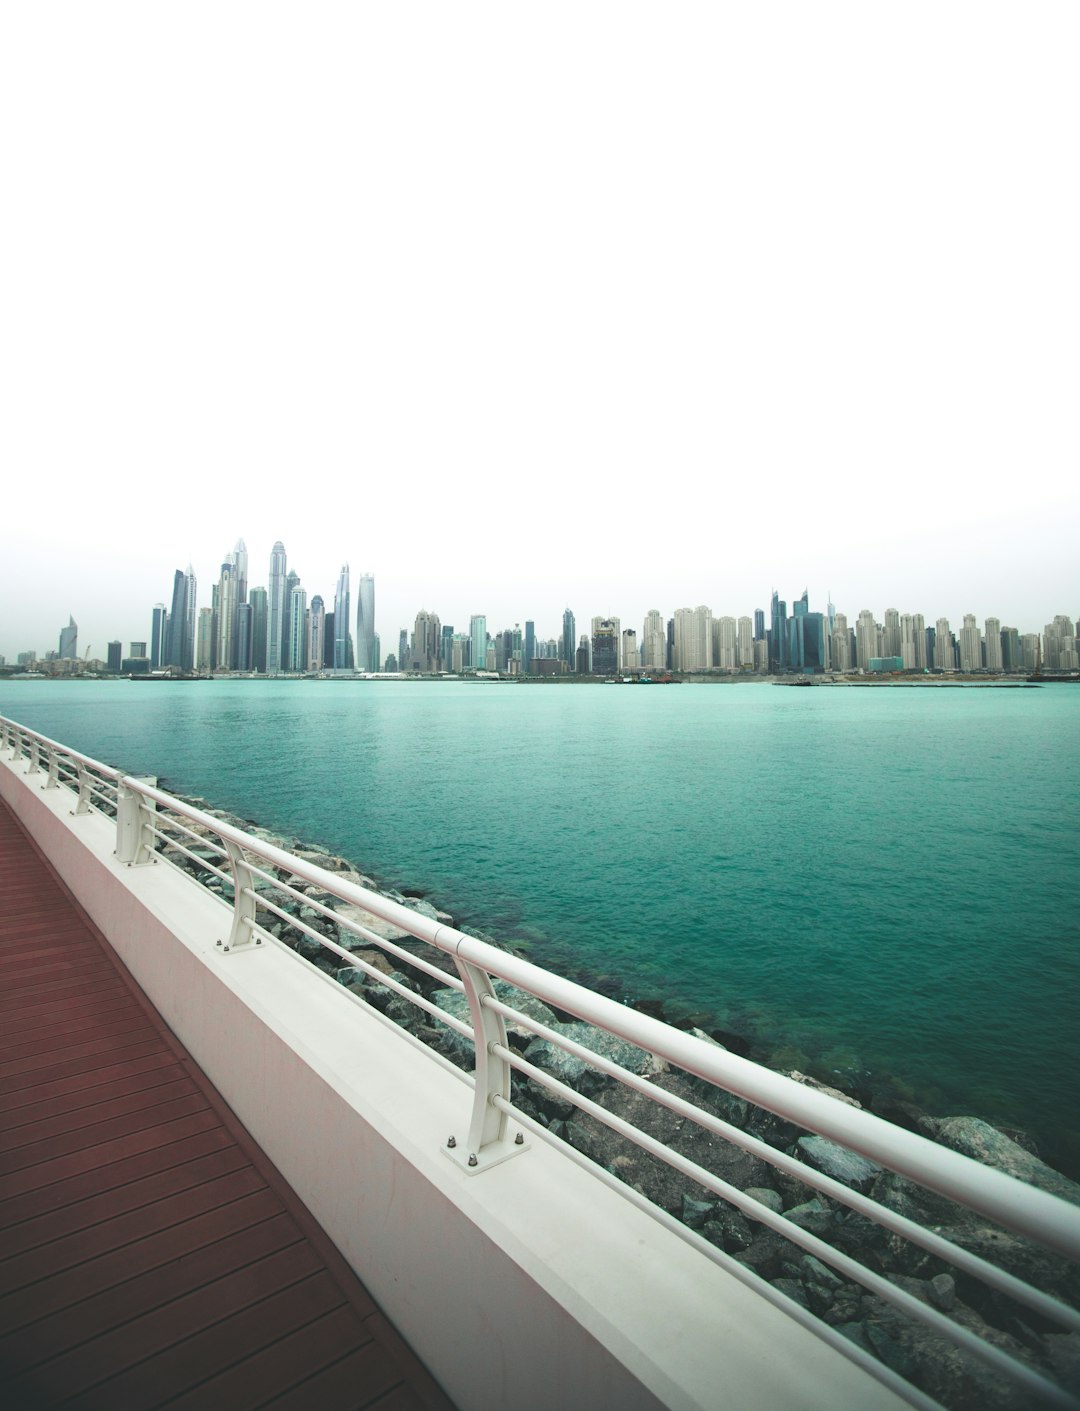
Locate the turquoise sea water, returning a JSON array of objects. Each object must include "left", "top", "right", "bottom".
[{"left": 4, "top": 679, "right": 1078, "bottom": 1170}]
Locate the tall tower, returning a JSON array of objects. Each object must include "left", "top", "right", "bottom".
[
  {"left": 356, "top": 573, "right": 375, "bottom": 673},
  {"left": 59, "top": 616, "right": 78, "bottom": 659},
  {"left": 470, "top": 614, "right": 487, "bottom": 672},
  {"left": 959, "top": 614, "right": 982, "bottom": 673},
  {"left": 217, "top": 556, "right": 238, "bottom": 672},
  {"left": 561, "top": 608, "right": 576, "bottom": 670},
  {"left": 309, "top": 596, "right": 325, "bottom": 671},
  {"left": 150, "top": 604, "right": 167, "bottom": 671},
  {"left": 289, "top": 587, "right": 308, "bottom": 673},
  {"left": 166, "top": 567, "right": 196, "bottom": 673},
  {"left": 642, "top": 610, "right": 666, "bottom": 669},
  {"left": 334, "top": 564, "right": 352, "bottom": 669},
  {"left": 267, "top": 542, "right": 287, "bottom": 674}
]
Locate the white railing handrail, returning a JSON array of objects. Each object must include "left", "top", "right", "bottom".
[
  {"left": 107, "top": 774, "right": 1079, "bottom": 1261},
  {"left": 3, "top": 712, "right": 1079, "bottom": 1411}
]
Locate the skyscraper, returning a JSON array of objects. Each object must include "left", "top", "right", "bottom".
[
  {"left": 356, "top": 573, "right": 375, "bottom": 673},
  {"left": 642, "top": 610, "right": 665, "bottom": 670},
  {"left": 267, "top": 542, "right": 287, "bottom": 674},
  {"left": 984, "top": 617, "right": 1003, "bottom": 671},
  {"left": 591, "top": 619, "right": 619, "bottom": 675},
  {"left": 959, "top": 614, "right": 982, "bottom": 673},
  {"left": 333, "top": 564, "right": 352, "bottom": 670},
  {"left": 411, "top": 610, "right": 441, "bottom": 673},
  {"left": 165, "top": 567, "right": 196, "bottom": 673},
  {"left": 281, "top": 571, "right": 300, "bottom": 674},
  {"left": 217, "top": 556, "right": 239, "bottom": 673},
  {"left": 59, "top": 616, "right": 78, "bottom": 659},
  {"left": 249, "top": 587, "right": 268, "bottom": 673},
  {"left": 289, "top": 586, "right": 308, "bottom": 673},
  {"left": 561, "top": 608, "right": 576, "bottom": 670},
  {"left": 524, "top": 620, "right": 536, "bottom": 671},
  {"left": 150, "top": 604, "right": 167, "bottom": 671},
  {"left": 470, "top": 615, "right": 487, "bottom": 672},
  {"left": 309, "top": 596, "right": 325, "bottom": 671},
  {"left": 768, "top": 592, "right": 787, "bottom": 673}
]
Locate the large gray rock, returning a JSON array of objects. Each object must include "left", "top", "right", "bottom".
[
  {"left": 919, "top": 1117, "right": 1080, "bottom": 1206},
  {"left": 797, "top": 1134, "right": 882, "bottom": 1191}
]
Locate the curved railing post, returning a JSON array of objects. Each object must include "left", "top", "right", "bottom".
[
  {"left": 115, "top": 778, "right": 156, "bottom": 865},
  {"left": 73, "top": 760, "right": 92, "bottom": 814},
  {"left": 446, "top": 958, "right": 526, "bottom": 1173},
  {"left": 26, "top": 737, "right": 40, "bottom": 776},
  {"left": 219, "top": 838, "right": 260, "bottom": 952},
  {"left": 44, "top": 745, "right": 59, "bottom": 790}
]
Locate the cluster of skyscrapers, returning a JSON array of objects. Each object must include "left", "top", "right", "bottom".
[
  {"left": 136, "top": 541, "right": 377, "bottom": 677},
  {"left": 14, "top": 553, "right": 1079, "bottom": 679}
]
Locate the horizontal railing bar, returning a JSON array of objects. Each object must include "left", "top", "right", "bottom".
[
  {"left": 151, "top": 832, "right": 233, "bottom": 885},
  {"left": 29, "top": 760, "right": 1079, "bottom": 1264},
  {"left": 494, "top": 1097, "right": 944, "bottom": 1411},
  {"left": 246, "top": 894, "right": 475, "bottom": 1040},
  {"left": 240, "top": 860, "right": 465, "bottom": 992},
  {"left": 152, "top": 814, "right": 231, "bottom": 859},
  {"left": 483, "top": 998, "right": 1080, "bottom": 1333},
  {"left": 496, "top": 1047, "right": 1074, "bottom": 1407}
]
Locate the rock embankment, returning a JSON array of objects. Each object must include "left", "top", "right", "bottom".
[{"left": 158, "top": 796, "right": 1080, "bottom": 1411}]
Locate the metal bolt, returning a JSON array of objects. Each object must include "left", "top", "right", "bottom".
[
  {"left": 468, "top": 1154, "right": 478, "bottom": 1168},
  {"left": 514, "top": 1132, "right": 524, "bottom": 1145},
  {"left": 216, "top": 939, "right": 222, "bottom": 947},
  {"left": 223, "top": 945, "right": 230, "bottom": 953},
  {"left": 447, "top": 1136, "right": 457, "bottom": 1149},
  {"left": 255, "top": 938, "right": 262, "bottom": 946}
]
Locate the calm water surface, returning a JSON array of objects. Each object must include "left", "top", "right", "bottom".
[{"left": 5, "top": 679, "right": 1078, "bottom": 1168}]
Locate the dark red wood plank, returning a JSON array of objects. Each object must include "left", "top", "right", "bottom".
[{"left": 0, "top": 798, "right": 454, "bottom": 1410}]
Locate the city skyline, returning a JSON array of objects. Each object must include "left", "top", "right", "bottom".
[
  {"left": 4, "top": 535, "right": 1076, "bottom": 677},
  {"left": 2, "top": 8, "right": 1077, "bottom": 664}
]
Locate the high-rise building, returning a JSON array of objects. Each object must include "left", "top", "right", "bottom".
[
  {"left": 411, "top": 610, "right": 441, "bottom": 673},
  {"left": 236, "top": 603, "right": 253, "bottom": 673},
  {"left": 715, "top": 616, "right": 738, "bottom": 671},
  {"left": 768, "top": 592, "right": 787, "bottom": 673},
  {"left": 333, "top": 564, "right": 352, "bottom": 669},
  {"left": 372, "top": 632, "right": 381, "bottom": 671},
  {"left": 642, "top": 610, "right": 666, "bottom": 670},
  {"left": 398, "top": 628, "right": 409, "bottom": 672},
  {"left": 673, "top": 606, "right": 713, "bottom": 672},
  {"left": 984, "top": 618, "right": 1003, "bottom": 671},
  {"left": 912, "top": 614, "right": 927, "bottom": 670},
  {"left": 59, "top": 616, "right": 78, "bottom": 659},
  {"left": 309, "top": 596, "right": 325, "bottom": 671},
  {"left": 107, "top": 641, "right": 122, "bottom": 673},
  {"left": 524, "top": 621, "right": 535, "bottom": 672},
  {"left": 737, "top": 617, "right": 753, "bottom": 669},
  {"left": 856, "top": 611, "right": 878, "bottom": 671},
  {"left": 356, "top": 573, "right": 375, "bottom": 673},
  {"left": 441, "top": 624, "right": 455, "bottom": 673},
  {"left": 150, "top": 604, "right": 167, "bottom": 671},
  {"left": 621, "top": 629, "right": 638, "bottom": 672},
  {"left": 267, "top": 542, "right": 287, "bottom": 674},
  {"left": 883, "top": 608, "right": 901, "bottom": 660},
  {"left": 561, "top": 609, "right": 576, "bottom": 670},
  {"left": 832, "top": 613, "right": 851, "bottom": 671},
  {"left": 959, "top": 614, "right": 982, "bottom": 673},
  {"left": 470, "top": 615, "right": 487, "bottom": 673},
  {"left": 900, "top": 614, "right": 917, "bottom": 670},
  {"left": 196, "top": 607, "right": 214, "bottom": 672},
  {"left": 591, "top": 619, "right": 619, "bottom": 675},
  {"left": 934, "top": 618, "right": 954, "bottom": 671},
  {"left": 1001, "top": 626, "right": 1021, "bottom": 672},
  {"left": 165, "top": 567, "right": 196, "bottom": 673},
  {"left": 249, "top": 587, "right": 268, "bottom": 673},
  {"left": 281, "top": 571, "right": 300, "bottom": 674},
  {"left": 288, "top": 587, "right": 308, "bottom": 673},
  {"left": 217, "top": 556, "right": 239, "bottom": 672}
]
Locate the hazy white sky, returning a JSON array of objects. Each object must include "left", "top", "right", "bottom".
[{"left": 2, "top": 3, "right": 1077, "bottom": 661}]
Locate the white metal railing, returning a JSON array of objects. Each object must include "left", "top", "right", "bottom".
[{"left": 2, "top": 713, "right": 1078, "bottom": 1411}]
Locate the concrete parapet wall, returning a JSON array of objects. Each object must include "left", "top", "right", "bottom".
[{"left": 0, "top": 754, "right": 909, "bottom": 1411}]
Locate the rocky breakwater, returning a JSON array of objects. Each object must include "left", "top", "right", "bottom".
[{"left": 160, "top": 797, "right": 1080, "bottom": 1411}]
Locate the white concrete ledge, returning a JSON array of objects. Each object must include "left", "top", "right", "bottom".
[{"left": 0, "top": 755, "right": 911, "bottom": 1411}]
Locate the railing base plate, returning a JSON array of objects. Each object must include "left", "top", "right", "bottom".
[{"left": 443, "top": 1135, "right": 529, "bottom": 1175}]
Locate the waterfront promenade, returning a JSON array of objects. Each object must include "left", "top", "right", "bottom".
[{"left": 0, "top": 800, "right": 453, "bottom": 1410}]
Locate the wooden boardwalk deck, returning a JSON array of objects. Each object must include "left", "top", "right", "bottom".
[{"left": 0, "top": 800, "right": 454, "bottom": 1411}]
